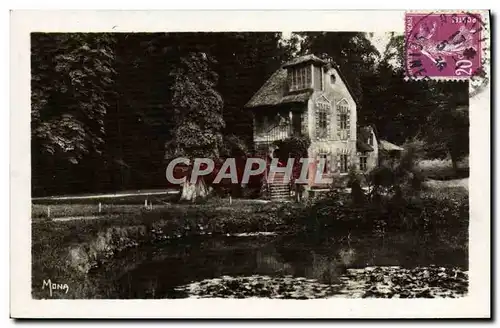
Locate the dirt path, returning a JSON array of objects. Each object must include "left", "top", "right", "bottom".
[
  {"left": 423, "top": 178, "right": 469, "bottom": 191},
  {"left": 33, "top": 189, "right": 179, "bottom": 201}
]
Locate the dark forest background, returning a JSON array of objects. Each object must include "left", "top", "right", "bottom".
[{"left": 31, "top": 32, "right": 468, "bottom": 196}]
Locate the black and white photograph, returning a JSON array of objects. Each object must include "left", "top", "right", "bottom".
[{"left": 10, "top": 10, "right": 491, "bottom": 319}]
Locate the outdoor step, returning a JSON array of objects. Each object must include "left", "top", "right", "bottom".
[
  {"left": 270, "top": 188, "right": 290, "bottom": 192},
  {"left": 269, "top": 184, "right": 289, "bottom": 187},
  {"left": 270, "top": 196, "right": 291, "bottom": 200},
  {"left": 269, "top": 189, "right": 290, "bottom": 194},
  {"left": 270, "top": 191, "right": 290, "bottom": 195},
  {"left": 270, "top": 187, "right": 289, "bottom": 190},
  {"left": 270, "top": 192, "right": 290, "bottom": 197}
]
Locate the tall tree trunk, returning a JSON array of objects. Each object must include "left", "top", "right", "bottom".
[
  {"left": 449, "top": 149, "right": 459, "bottom": 175},
  {"left": 451, "top": 157, "right": 458, "bottom": 174},
  {"left": 179, "top": 178, "right": 209, "bottom": 202}
]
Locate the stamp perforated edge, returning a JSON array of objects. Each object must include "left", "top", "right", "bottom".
[{"left": 403, "top": 10, "right": 490, "bottom": 87}]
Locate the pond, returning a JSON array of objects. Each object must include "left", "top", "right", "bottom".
[{"left": 92, "top": 232, "right": 468, "bottom": 299}]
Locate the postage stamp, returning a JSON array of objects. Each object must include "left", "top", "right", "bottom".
[{"left": 405, "top": 12, "right": 486, "bottom": 80}]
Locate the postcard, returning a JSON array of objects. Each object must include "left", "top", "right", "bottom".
[{"left": 10, "top": 10, "right": 491, "bottom": 318}]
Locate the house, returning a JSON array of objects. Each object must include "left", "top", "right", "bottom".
[
  {"left": 378, "top": 139, "right": 404, "bottom": 167},
  {"left": 244, "top": 54, "right": 387, "bottom": 198}
]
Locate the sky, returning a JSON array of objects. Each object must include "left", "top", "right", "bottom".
[
  {"left": 281, "top": 31, "right": 393, "bottom": 62},
  {"left": 368, "top": 32, "right": 391, "bottom": 57}
]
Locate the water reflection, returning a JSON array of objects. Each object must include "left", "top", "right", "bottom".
[{"left": 94, "top": 232, "right": 467, "bottom": 299}]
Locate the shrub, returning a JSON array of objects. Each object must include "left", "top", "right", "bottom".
[
  {"left": 368, "top": 143, "right": 425, "bottom": 203},
  {"left": 273, "top": 135, "right": 311, "bottom": 160},
  {"left": 347, "top": 166, "right": 366, "bottom": 205}
]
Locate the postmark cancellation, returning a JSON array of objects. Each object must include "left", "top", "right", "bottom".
[{"left": 404, "top": 11, "right": 490, "bottom": 92}]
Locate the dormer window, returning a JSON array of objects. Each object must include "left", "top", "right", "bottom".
[
  {"left": 330, "top": 74, "right": 336, "bottom": 84},
  {"left": 368, "top": 133, "right": 374, "bottom": 146},
  {"left": 290, "top": 66, "right": 311, "bottom": 91}
]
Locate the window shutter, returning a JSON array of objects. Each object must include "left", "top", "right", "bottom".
[
  {"left": 336, "top": 111, "right": 341, "bottom": 139},
  {"left": 330, "top": 153, "right": 336, "bottom": 172},
  {"left": 301, "top": 111, "right": 308, "bottom": 135},
  {"left": 326, "top": 108, "right": 331, "bottom": 139},
  {"left": 346, "top": 113, "right": 351, "bottom": 139},
  {"left": 315, "top": 109, "right": 320, "bottom": 140}
]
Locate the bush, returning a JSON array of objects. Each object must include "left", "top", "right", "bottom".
[
  {"left": 283, "top": 166, "right": 468, "bottom": 240},
  {"left": 273, "top": 135, "right": 311, "bottom": 160},
  {"left": 347, "top": 166, "right": 366, "bottom": 205},
  {"left": 368, "top": 144, "right": 425, "bottom": 203}
]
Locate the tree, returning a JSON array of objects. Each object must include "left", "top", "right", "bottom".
[
  {"left": 210, "top": 32, "right": 288, "bottom": 145},
  {"left": 165, "top": 52, "right": 225, "bottom": 202},
  {"left": 110, "top": 33, "right": 177, "bottom": 190},
  {"left": 297, "top": 32, "right": 380, "bottom": 105},
  {"left": 361, "top": 32, "right": 470, "bottom": 164},
  {"left": 31, "top": 33, "right": 116, "bottom": 195},
  {"left": 424, "top": 83, "right": 469, "bottom": 171}
]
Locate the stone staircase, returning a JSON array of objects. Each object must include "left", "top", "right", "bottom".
[{"left": 268, "top": 171, "right": 291, "bottom": 201}]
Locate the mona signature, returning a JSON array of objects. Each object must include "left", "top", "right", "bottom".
[{"left": 42, "top": 279, "right": 69, "bottom": 297}]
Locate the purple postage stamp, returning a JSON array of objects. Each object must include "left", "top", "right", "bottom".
[{"left": 405, "top": 12, "right": 484, "bottom": 79}]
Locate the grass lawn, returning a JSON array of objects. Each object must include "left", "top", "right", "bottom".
[
  {"left": 418, "top": 157, "right": 469, "bottom": 180},
  {"left": 32, "top": 197, "right": 275, "bottom": 220}
]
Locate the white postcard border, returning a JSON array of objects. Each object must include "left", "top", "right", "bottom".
[{"left": 10, "top": 10, "right": 490, "bottom": 318}]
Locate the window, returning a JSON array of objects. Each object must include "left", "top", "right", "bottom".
[
  {"left": 316, "top": 102, "right": 330, "bottom": 139},
  {"left": 319, "top": 68, "right": 323, "bottom": 90},
  {"left": 291, "top": 112, "right": 302, "bottom": 136},
  {"left": 290, "top": 66, "right": 311, "bottom": 91},
  {"left": 314, "top": 66, "right": 323, "bottom": 91},
  {"left": 337, "top": 100, "right": 350, "bottom": 140},
  {"left": 339, "top": 113, "right": 348, "bottom": 130},
  {"left": 319, "top": 154, "right": 329, "bottom": 174},
  {"left": 330, "top": 74, "right": 336, "bottom": 84},
  {"left": 340, "top": 154, "right": 349, "bottom": 173},
  {"left": 360, "top": 155, "right": 368, "bottom": 171},
  {"left": 318, "top": 110, "right": 327, "bottom": 138}
]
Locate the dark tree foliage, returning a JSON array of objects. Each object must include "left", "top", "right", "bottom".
[
  {"left": 211, "top": 33, "right": 289, "bottom": 144},
  {"left": 297, "top": 32, "right": 380, "bottom": 105},
  {"left": 31, "top": 33, "right": 116, "bottom": 195},
  {"left": 31, "top": 32, "right": 469, "bottom": 196},
  {"left": 31, "top": 32, "right": 288, "bottom": 196},
  {"left": 165, "top": 52, "right": 225, "bottom": 159}
]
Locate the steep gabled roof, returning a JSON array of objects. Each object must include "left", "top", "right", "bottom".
[
  {"left": 325, "top": 61, "right": 360, "bottom": 108},
  {"left": 379, "top": 140, "right": 404, "bottom": 151},
  {"left": 245, "top": 54, "right": 360, "bottom": 109},
  {"left": 245, "top": 67, "right": 312, "bottom": 108},
  {"left": 282, "top": 54, "right": 328, "bottom": 68}
]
